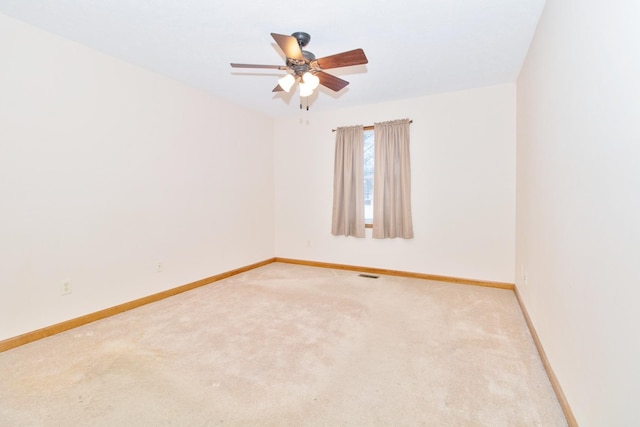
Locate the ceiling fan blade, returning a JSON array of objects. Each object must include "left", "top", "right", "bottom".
[
  {"left": 230, "top": 63, "right": 288, "bottom": 70},
  {"left": 317, "top": 71, "right": 350, "bottom": 91},
  {"left": 271, "top": 33, "right": 304, "bottom": 60},
  {"left": 272, "top": 84, "right": 284, "bottom": 92},
  {"left": 316, "top": 49, "right": 368, "bottom": 70}
]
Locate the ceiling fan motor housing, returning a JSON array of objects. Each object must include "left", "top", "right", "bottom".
[{"left": 287, "top": 50, "right": 316, "bottom": 76}]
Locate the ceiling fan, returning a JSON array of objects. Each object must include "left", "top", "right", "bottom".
[{"left": 230, "top": 32, "right": 368, "bottom": 103}]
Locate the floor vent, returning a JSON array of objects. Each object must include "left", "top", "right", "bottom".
[{"left": 358, "top": 273, "right": 380, "bottom": 279}]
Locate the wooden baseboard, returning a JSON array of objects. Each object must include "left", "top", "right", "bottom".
[
  {"left": 0, "top": 258, "right": 277, "bottom": 354},
  {"left": 278, "top": 258, "right": 576, "bottom": 424},
  {"left": 513, "top": 286, "right": 578, "bottom": 427},
  {"left": 0, "top": 257, "right": 574, "bottom": 424},
  {"left": 274, "top": 257, "right": 515, "bottom": 290},
  {"left": 0, "top": 257, "right": 513, "bottom": 353}
]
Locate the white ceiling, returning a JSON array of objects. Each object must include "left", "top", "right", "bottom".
[{"left": 0, "top": 0, "right": 546, "bottom": 117}]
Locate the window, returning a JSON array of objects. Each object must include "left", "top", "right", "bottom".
[
  {"left": 331, "top": 119, "right": 413, "bottom": 238},
  {"left": 363, "top": 128, "right": 375, "bottom": 226}
]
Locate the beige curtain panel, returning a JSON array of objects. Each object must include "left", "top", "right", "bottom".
[
  {"left": 331, "top": 125, "right": 365, "bottom": 237},
  {"left": 373, "top": 119, "right": 414, "bottom": 239}
]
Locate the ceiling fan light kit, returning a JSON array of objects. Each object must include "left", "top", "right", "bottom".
[{"left": 230, "top": 32, "right": 368, "bottom": 107}]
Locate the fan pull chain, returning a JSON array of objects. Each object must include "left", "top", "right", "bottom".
[
  {"left": 299, "top": 96, "right": 310, "bottom": 111},
  {"left": 299, "top": 99, "right": 305, "bottom": 110}
]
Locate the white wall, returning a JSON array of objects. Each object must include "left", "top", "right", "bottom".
[
  {"left": 516, "top": 0, "right": 640, "bottom": 425},
  {"left": 0, "top": 14, "right": 275, "bottom": 341},
  {"left": 274, "top": 84, "right": 516, "bottom": 283}
]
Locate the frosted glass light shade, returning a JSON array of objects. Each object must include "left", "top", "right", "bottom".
[
  {"left": 302, "top": 72, "right": 320, "bottom": 90},
  {"left": 278, "top": 74, "right": 295, "bottom": 92},
  {"left": 299, "top": 82, "right": 314, "bottom": 97}
]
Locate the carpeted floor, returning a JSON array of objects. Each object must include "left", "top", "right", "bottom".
[{"left": 0, "top": 262, "right": 567, "bottom": 426}]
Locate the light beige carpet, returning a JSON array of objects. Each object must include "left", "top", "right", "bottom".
[{"left": 0, "top": 262, "right": 566, "bottom": 426}]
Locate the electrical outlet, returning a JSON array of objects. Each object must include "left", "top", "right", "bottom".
[{"left": 60, "top": 280, "right": 72, "bottom": 295}]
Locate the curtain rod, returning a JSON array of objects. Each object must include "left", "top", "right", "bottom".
[{"left": 332, "top": 120, "right": 413, "bottom": 132}]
